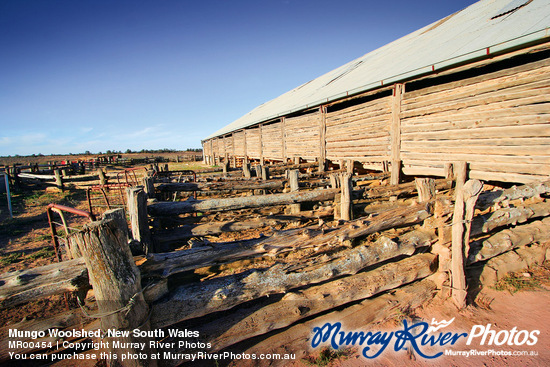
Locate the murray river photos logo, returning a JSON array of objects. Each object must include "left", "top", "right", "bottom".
[{"left": 310, "top": 318, "right": 540, "bottom": 359}]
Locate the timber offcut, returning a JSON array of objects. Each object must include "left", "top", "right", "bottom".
[{"left": 202, "top": 0, "right": 550, "bottom": 184}]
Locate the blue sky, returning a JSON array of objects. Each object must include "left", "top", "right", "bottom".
[{"left": 0, "top": 0, "right": 475, "bottom": 156}]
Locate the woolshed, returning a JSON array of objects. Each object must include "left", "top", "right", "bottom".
[{"left": 202, "top": 0, "right": 550, "bottom": 185}]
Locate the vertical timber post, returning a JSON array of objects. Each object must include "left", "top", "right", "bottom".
[
  {"left": 339, "top": 173, "right": 353, "bottom": 221},
  {"left": 97, "top": 168, "right": 107, "bottom": 186},
  {"left": 142, "top": 176, "right": 155, "bottom": 199},
  {"left": 281, "top": 117, "right": 287, "bottom": 164},
  {"left": 346, "top": 160, "right": 354, "bottom": 175},
  {"left": 462, "top": 179, "right": 483, "bottom": 260},
  {"left": 127, "top": 187, "right": 154, "bottom": 254},
  {"left": 451, "top": 161, "right": 468, "bottom": 309},
  {"left": 222, "top": 160, "right": 229, "bottom": 178},
  {"left": 390, "top": 83, "right": 404, "bottom": 185},
  {"left": 259, "top": 123, "right": 264, "bottom": 164},
  {"left": 288, "top": 170, "right": 300, "bottom": 214},
  {"left": 54, "top": 169, "right": 64, "bottom": 191},
  {"left": 261, "top": 165, "right": 269, "bottom": 181},
  {"left": 73, "top": 210, "right": 157, "bottom": 367},
  {"left": 242, "top": 158, "right": 251, "bottom": 179},
  {"left": 415, "top": 178, "right": 435, "bottom": 203},
  {"left": 319, "top": 106, "right": 327, "bottom": 173}
]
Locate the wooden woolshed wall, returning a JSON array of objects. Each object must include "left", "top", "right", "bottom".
[{"left": 202, "top": 0, "right": 550, "bottom": 185}]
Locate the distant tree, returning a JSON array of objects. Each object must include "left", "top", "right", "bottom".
[{"left": 125, "top": 149, "right": 133, "bottom": 154}]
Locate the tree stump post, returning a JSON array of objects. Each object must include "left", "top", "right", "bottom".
[
  {"left": 72, "top": 211, "right": 157, "bottom": 367},
  {"left": 127, "top": 187, "right": 154, "bottom": 254}
]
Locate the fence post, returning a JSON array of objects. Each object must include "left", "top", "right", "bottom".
[
  {"left": 142, "top": 176, "right": 155, "bottom": 199},
  {"left": 97, "top": 168, "right": 107, "bottom": 186},
  {"left": 222, "top": 160, "right": 229, "bottom": 178},
  {"left": 451, "top": 161, "right": 468, "bottom": 309},
  {"left": 242, "top": 161, "right": 251, "bottom": 179},
  {"left": 127, "top": 187, "right": 154, "bottom": 254},
  {"left": 54, "top": 169, "right": 64, "bottom": 190},
  {"left": 2, "top": 173, "right": 13, "bottom": 218},
  {"left": 288, "top": 170, "right": 300, "bottom": 214},
  {"left": 261, "top": 165, "right": 270, "bottom": 181},
  {"left": 339, "top": 173, "right": 353, "bottom": 221},
  {"left": 72, "top": 211, "right": 157, "bottom": 367}
]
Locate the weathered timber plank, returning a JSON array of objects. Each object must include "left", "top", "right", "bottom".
[
  {"left": 477, "top": 180, "right": 550, "bottom": 209},
  {"left": 468, "top": 216, "right": 550, "bottom": 264},
  {"left": 404, "top": 55, "right": 550, "bottom": 100},
  {"left": 401, "top": 124, "right": 550, "bottom": 142},
  {"left": 150, "top": 223, "right": 430, "bottom": 328},
  {"left": 203, "top": 253, "right": 436, "bottom": 352},
  {"left": 402, "top": 72, "right": 550, "bottom": 113},
  {"left": 0, "top": 258, "right": 88, "bottom": 309},
  {"left": 155, "top": 180, "right": 285, "bottom": 192},
  {"left": 471, "top": 200, "right": 550, "bottom": 234},
  {"left": 401, "top": 149, "right": 550, "bottom": 165},
  {"left": 147, "top": 188, "right": 339, "bottom": 216},
  {"left": 218, "top": 279, "right": 437, "bottom": 366}
]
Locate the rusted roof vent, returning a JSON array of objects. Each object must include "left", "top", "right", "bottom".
[{"left": 491, "top": 0, "right": 533, "bottom": 19}]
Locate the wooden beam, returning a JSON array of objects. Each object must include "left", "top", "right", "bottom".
[
  {"left": 127, "top": 187, "right": 153, "bottom": 254},
  {"left": 319, "top": 106, "right": 327, "bottom": 172},
  {"left": 289, "top": 169, "right": 301, "bottom": 214},
  {"left": 0, "top": 258, "right": 89, "bottom": 309},
  {"left": 339, "top": 173, "right": 353, "bottom": 221},
  {"left": 390, "top": 83, "right": 404, "bottom": 185},
  {"left": 148, "top": 188, "right": 339, "bottom": 216},
  {"left": 451, "top": 161, "right": 468, "bottom": 309}
]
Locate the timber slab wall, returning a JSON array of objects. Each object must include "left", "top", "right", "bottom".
[{"left": 203, "top": 43, "right": 550, "bottom": 185}]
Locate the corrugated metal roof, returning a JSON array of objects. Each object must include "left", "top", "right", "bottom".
[{"left": 204, "top": 0, "right": 550, "bottom": 141}]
